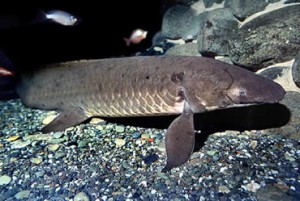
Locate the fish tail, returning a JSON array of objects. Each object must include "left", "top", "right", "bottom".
[{"left": 123, "top": 38, "right": 131, "bottom": 46}]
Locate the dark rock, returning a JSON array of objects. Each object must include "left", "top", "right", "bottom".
[
  {"left": 292, "top": 52, "right": 300, "bottom": 88},
  {"left": 165, "top": 43, "right": 200, "bottom": 56},
  {"left": 162, "top": 4, "right": 199, "bottom": 39},
  {"left": 224, "top": 0, "right": 279, "bottom": 20},
  {"left": 284, "top": 0, "right": 300, "bottom": 3},
  {"left": 161, "top": 0, "right": 197, "bottom": 14},
  {"left": 0, "top": 188, "right": 18, "bottom": 201},
  {"left": 271, "top": 91, "right": 300, "bottom": 141},
  {"left": 203, "top": 0, "right": 224, "bottom": 8},
  {"left": 152, "top": 32, "right": 167, "bottom": 46},
  {"left": 257, "top": 184, "right": 293, "bottom": 201},
  {"left": 142, "top": 154, "right": 159, "bottom": 164},
  {"left": 229, "top": 4, "right": 300, "bottom": 70},
  {"left": 240, "top": 4, "right": 300, "bottom": 30},
  {"left": 197, "top": 8, "right": 239, "bottom": 56},
  {"left": 258, "top": 67, "right": 289, "bottom": 80},
  {"left": 9, "top": 150, "right": 21, "bottom": 157}
]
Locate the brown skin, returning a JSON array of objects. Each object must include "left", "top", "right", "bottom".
[{"left": 16, "top": 56, "right": 286, "bottom": 171}]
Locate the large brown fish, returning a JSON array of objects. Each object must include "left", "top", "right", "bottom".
[{"left": 16, "top": 56, "right": 286, "bottom": 172}]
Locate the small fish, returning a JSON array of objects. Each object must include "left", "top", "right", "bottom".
[
  {"left": 124, "top": 29, "right": 148, "bottom": 46},
  {"left": 45, "top": 10, "right": 79, "bottom": 26},
  {"left": 0, "top": 67, "right": 14, "bottom": 76},
  {"left": 0, "top": 9, "right": 80, "bottom": 30}
]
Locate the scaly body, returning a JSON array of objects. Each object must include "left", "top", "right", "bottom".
[{"left": 17, "top": 56, "right": 286, "bottom": 171}]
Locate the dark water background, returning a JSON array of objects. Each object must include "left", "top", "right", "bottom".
[{"left": 0, "top": 0, "right": 163, "bottom": 71}]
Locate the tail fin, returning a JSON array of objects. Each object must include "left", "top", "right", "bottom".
[{"left": 123, "top": 37, "right": 131, "bottom": 46}]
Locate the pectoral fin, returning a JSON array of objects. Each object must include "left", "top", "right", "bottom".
[
  {"left": 41, "top": 108, "right": 88, "bottom": 133},
  {"left": 162, "top": 101, "right": 195, "bottom": 172}
]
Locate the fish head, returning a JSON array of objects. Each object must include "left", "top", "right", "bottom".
[{"left": 224, "top": 65, "right": 286, "bottom": 105}]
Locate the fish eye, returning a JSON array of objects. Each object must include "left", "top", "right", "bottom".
[{"left": 239, "top": 89, "right": 247, "bottom": 97}]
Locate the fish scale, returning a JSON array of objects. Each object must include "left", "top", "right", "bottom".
[{"left": 17, "top": 56, "right": 184, "bottom": 117}]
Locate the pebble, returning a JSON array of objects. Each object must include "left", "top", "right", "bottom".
[
  {"left": 115, "top": 138, "right": 126, "bottom": 147},
  {"left": 249, "top": 140, "right": 258, "bottom": 149},
  {"left": 156, "top": 141, "right": 165, "bottom": 152},
  {"left": 5, "top": 135, "right": 20, "bottom": 142},
  {"left": 47, "top": 138, "right": 66, "bottom": 144},
  {"left": 284, "top": 153, "right": 296, "bottom": 161},
  {"left": 207, "top": 150, "right": 218, "bottom": 156},
  {"left": 54, "top": 152, "right": 66, "bottom": 159},
  {"left": 78, "top": 140, "right": 89, "bottom": 148},
  {"left": 35, "top": 171, "right": 45, "bottom": 178},
  {"left": 23, "top": 134, "right": 53, "bottom": 141},
  {"left": 74, "top": 192, "right": 90, "bottom": 201},
  {"left": 141, "top": 134, "right": 150, "bottom": 141},
  {"left": 218, "top": 185, "right": 230, "bottom": 193},
  {"left": 243, "top": 181, "right": 261, "bottom": 193},
  {"left": 42, "top": 114, "right": 57, "bottom": 125},
  {"left": 151, "top": 189, "right": 157, "bottom": 194},
  {"left": 14, "top": 190, "right": 31, "bottom": 200},
  {"left": 53, "top": 132, "right": 64, "bottom": 139},
  {"left": 48, "top": 144, "right": 60, "bottom": 151},
  {"left": 0, "top": 175, "right": 12, "bottom": 185},
  {"left": 143, "top": 154, "right": 159, "bottom": 164},
  {"left": 220, "top": 166, "right": 228, "bottom": 173},
  {"left": 131, "top": 132, "right": 142, "bottom": 139},
  {"left": 10, "top": 140, "right": 31, "bottom": 149},
  {"left": 30, "top": 157, "right": 43, "bottom": 164},
  {"left": 89, "top": 118, "right": 105, "bottom": 124},
  {"left": 115, "top": 125, "right": 125, "bottom": 133},
  {"left": 96, "top": 125, "right": 104, "bottom": 131}
]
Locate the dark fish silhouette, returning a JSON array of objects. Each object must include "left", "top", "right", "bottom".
[{"left": 16, "top": 56, "right": 286, "bottom": 171}]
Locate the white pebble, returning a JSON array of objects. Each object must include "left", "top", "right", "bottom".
[
  {"left": 74, "top": 192, "right": 90, "bottom": 201},
  {"left": 249, "top": 140, "right": 258, "bottom": 149},
  {"left": 115, "top": 139, "right": 126, "bottom": 147},
  {"left": 243, "top": 181, "right": 261, "bottom": 192},
  {"left": 199, "top": 196, "right": 206, "bottom": 201},
  {"left": 14, "top": 190, "right": 31, "bottom": 199},
  {"left": 0, "top": 175, "right": 12, "bottom": 185},
  {"left": 48, "top": 144, "right": 60, "bottom": 151},
  {"left": 42, "top": 114, "right": 57, "bottom": 125},
  {"left": 30, "top": 158, "right": 42, "bottom": 164},
  {"left": 11, "top": 140, "right": 31, "bottom": 149},
  {"left": 154, "top": 46, "right": 163, "bottom": 53},
  {"left": 139, "top": 181, "right": 147, "bottom": 187},
  {"left": 220, "top": 167, "right": 228, "bottom": 173},
  {"left": 218, "top": 185, "right": 230, "bottom": 193}
]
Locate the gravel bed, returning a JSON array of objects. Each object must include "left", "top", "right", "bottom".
[{"left": 0, "top": 99, "right": 299, "bottom": 200}]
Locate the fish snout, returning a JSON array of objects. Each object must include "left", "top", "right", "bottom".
[
  {"left": 226, "top": 79, "right": 286, "bottom": 104},
  {"left": 265, "top": 81, "right": 286, "bottom": 103}
]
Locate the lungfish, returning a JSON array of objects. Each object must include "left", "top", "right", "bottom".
[{"left": 16, "top": 56, "right": 286, "bottom": 172}]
